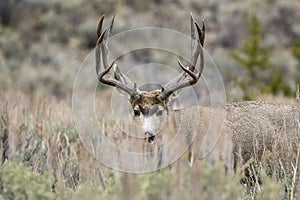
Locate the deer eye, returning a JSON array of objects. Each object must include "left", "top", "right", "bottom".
[
  {"left": 133, "top": 109, "right": 140, "bottom": 116},
  {"left": 156, "top": 110, "right": 163, "bottom": 116}
]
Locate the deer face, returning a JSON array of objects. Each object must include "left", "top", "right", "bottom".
[{"left": 129, "top": 90, "right": 168, "bottom": 141}]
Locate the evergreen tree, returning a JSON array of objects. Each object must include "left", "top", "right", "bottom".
[
  {"left": 231, "top": 14, "right": 292, "bottom": 100},
  {"left": 291, "top": 40, "right": 300, "bottom": 85}
]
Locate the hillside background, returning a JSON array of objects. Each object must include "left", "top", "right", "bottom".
[{"left": 1, "top": 0, "right": 300, "bottom": 100}]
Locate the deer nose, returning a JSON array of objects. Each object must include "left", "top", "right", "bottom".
[{"left": 145, "top": 131, "right": 155, "bottom": 144}]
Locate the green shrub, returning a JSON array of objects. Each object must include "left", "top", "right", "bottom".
[
  {"left": 69, "top": 183, "right": 106, "bottom": 200},
  {"left": 0, "top": 163, "right": 56, "bottom": 200},
  {"left": 137, "top": 169, "right": 172, "bottom": 200}
]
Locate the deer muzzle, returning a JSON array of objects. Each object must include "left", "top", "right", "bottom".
[{"left": 145, "top": 131, "right": 155, "bottom": 144}]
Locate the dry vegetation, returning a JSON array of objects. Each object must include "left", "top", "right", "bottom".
[
  {"left": 0, "top": 0, "right": 300, "bottom": 199},
  {"left": 0, "top": 94, "right": 299, "bottom": 199}
]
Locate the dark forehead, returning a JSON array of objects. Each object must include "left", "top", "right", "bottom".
[{"left": 130, "top": 90, "right": 163, "bottom": 106}]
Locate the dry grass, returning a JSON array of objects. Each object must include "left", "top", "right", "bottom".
[{"left": 0, "top": 91, "right": 299, "bottom": 199}]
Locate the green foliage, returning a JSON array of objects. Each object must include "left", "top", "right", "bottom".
[
  {"left": 137, "top": 169, "right": 172, "bottom": 199},
  {"left": 291, "top": 40, "right": 300, "bottom": 60},
  {"left": 291, "top": 40, "right": 300, "bottom": 85},
  {"left": 0, "top": 163, "right": 56, "bottom": 200},
  {"left": 240, "top": 160, "right": 285, "bottom": 200},
  {"left": 231, "top": 14, "right": 292, "bottom": 99},
  {"left": 68, "top": 183, "right": 106, "bottom": 200},
  {"left": 269, "top": 67, "right": 293, "bottom": 97},
  {"left": 232, "top": 14, "right": 271, "bottom": 74},
  {"left": 194, "top": 162, "right": 244, "bottom": 200},
  {"left": 254, "top": 170, "right": 284, "bottom": 200}
]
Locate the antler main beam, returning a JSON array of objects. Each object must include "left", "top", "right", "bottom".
[
  {"left": 157, "top": 14, "right": 205, "bottom": 101},
  {"left": 95, "top": 15, "right": 137, "bottom": 97}
]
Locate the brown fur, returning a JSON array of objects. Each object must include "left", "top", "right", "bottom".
[{"left": 129, "top": 94, "right": 299, "bottom": 171}]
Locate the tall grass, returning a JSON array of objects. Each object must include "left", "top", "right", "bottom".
[{"left": 0, "top": 92, "right": 299, "bottom": 199}]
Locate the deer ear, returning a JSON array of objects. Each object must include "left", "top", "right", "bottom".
[
  {"left": 160, "top": 87, "right": 181, "bottom": 108},
  {"left": 113, "top": 64, "right": 135, "bottom": 98},
  {"left": 168, "top": 93, "right": 180, "bottom": 109}
]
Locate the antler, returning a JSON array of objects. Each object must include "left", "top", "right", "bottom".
[
  {"left": 158, "top": 14, "right": 205, "bottom": 101},
  {"left": 96, "top": 15, "right": 137, "bottom": 98}
]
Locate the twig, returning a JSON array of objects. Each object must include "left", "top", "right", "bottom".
[{"left": 290, "top": 145, "right": 300, "bottom": 200}]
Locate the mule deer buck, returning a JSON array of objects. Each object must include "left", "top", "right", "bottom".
[{"left": 95, "top": 15, "right": 300, "bottom": 174}]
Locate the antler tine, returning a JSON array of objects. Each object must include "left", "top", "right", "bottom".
[
  {"left": 98, "top": 62, "right": 136, "bottom": 94},
  {"left": 198, "top": 36, "right": 205, "bottom": 78},
  {"left": 190, "top": 17, "right": 205, "bottom": 72},
  {"left": 108, "top": 14, "right": 115, "bottom": 38},
  {"left": 158, "top": 43, "right": 204, "bottom": 100},
  {"left": 95, "top": 15, "right": 107, "bottom": 76},
  {"left": 190, "top": 14, "right": 205, "bottom": 47},
  {"left": 96, "top": 29, "right": 107, "bottom": 76},
  {"left": 101, "top": 15, "right": 115, "bottom": 70},
  {"left": 97, "top": 15, "right": 105, "bottom": 38},
  {"left": 195, "top": 20, "right": 205, "bottom": 47},
  {"left": 98, "top": 62, "right": 137, "bottom": 97},
  {"left": 192, "top": 20, "right": 205, "bottom": 77},
  {"left": 177, "top": 59, "right": 198, "bottom": 82},
  {"left": 191, "top": 13, "right": 196, "bottom": 54}
]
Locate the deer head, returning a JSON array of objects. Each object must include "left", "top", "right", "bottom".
[{"left": 95, "top": 14, "right": 205, "bottom": 143}]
